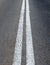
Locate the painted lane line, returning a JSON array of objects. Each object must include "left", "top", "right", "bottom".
[
  {"left": 12, "top": 0, "right": 25, "bottom": 65},
  {"left": 26, "top": 0, "right": 35, "bottom": 65}
]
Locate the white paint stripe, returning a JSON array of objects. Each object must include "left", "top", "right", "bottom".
[
  {"left": 26, "top": 0, "right": 35, "bottom": 65},
  {"left": 12, "top": 0, "right": 25, "bottom": 65}
]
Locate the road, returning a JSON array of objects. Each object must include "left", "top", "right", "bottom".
[{"left": 0, "top": 0, "right": 50, "bottom": 65}]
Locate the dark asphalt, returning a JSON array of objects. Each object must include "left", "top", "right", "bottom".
[
  {"left": 0, "top": 0, "right": 50, "bottom": 65},
  {"left": 30, "top": 0, "right": 50, "bottom": 65}
]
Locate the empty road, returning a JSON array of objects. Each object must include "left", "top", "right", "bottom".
[{"left": 0, "top": 0, "right": 50, "bottom": 65}]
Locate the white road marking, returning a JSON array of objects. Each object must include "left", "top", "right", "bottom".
[
  {"left": 12, "top": 0, "right": 25, "bottom": 65},
  {"left": 26, "top": 0, "right": 35, "bottom": 65}
]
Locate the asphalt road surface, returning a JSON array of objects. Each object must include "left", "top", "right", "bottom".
[{"left": 0, "top": 0, "right": 50, "bottom": 65}]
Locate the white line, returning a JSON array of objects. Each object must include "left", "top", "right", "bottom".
[
  {"left": 26, "top": 0, "right": 35, "bottom": 65},
  {"left": 12, "top": 0, "right": 25, "bottom": 65}
]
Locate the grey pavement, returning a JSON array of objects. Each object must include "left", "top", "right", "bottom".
[{"left": 0, "top": 0, "right": 22, "bottom": 65}]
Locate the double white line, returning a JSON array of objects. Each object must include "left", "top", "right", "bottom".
[{"left": 12, "top": 0, "right": 35, "bottom": 65}]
